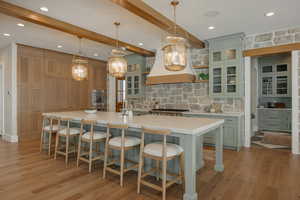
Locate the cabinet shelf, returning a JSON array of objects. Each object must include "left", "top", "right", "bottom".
[{"left": 193, "top": 65, "right": 209, "bottom": 69}]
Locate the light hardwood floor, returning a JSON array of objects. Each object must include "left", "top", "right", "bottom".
[{"left": 0, "top": 139, "right": 300, "bottom": 200}]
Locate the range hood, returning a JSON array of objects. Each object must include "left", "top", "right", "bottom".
[{"left": 146, "top": 48, "right": 196, "bottom": 85}]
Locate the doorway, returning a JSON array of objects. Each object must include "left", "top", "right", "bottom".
[{"left": 244, "top": 50, "right": 300, "bottom": 154}]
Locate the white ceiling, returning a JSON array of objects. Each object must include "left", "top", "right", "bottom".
[
  {"left": 0, "top": 0, "right": 164, "bottom": 60},
  {"left": 143, "top": 0, "right": 300, "bottom": 39},
  {"left": 1, "top": 0, "right": 300, "bottom": 60}
]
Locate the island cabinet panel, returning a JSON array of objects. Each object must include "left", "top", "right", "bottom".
[
  {"left": 183, "top": 113, "right": 244, "bottom": 151},
  {"left": 17, "top": 45, "right": 107, "bottom": 141}
]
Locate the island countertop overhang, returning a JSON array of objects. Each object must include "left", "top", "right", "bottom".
[{"left": 43, "top": 111, "right": 224, "bottom": 135}]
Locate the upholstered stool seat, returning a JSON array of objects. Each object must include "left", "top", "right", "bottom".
[
  {"left": 58, "top": 128, "right": 82, "bottom": 135},
  {"left": 82, "top": 131, "right": 107, "bottom": 140},
  {"left": 109, "top": 136, "right": 141, "bottom": 147},
  {"left": 144, "top": 142, "right": 183, "bottom": 158},
  {"left": 43, "top": 124, "right": 63, "bottom": 132}
]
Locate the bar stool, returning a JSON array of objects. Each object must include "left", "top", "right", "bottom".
[
  {"left": 137, "top": 127, "right": 185, "bottom": 200},
  {"left": 77, "top": 120, "right": 108, "bottom": 172},
  {"left": 40, "top": 116, "right": 61, "bottom": 156},
  {"left": 54, "top": 118, "right": 83, "bottom": 165},
  {"left": 103, "top": 123, "right": 141, "bottom": 187}
]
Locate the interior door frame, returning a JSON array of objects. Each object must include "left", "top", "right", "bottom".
[
  {"left": 244, "top": 49, "right": 300, "bottom": 154},
  {"left": 0, "top": 64, "right": 4, "bottom": 136}
]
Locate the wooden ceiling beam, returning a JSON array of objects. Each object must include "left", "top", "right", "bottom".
[
  {"left": 0, "top": 1, "right": 155, "bottom": 56},
  {"left": 110, "top": 0, "right": 205, "bottom": 48},
  {"left": 243, "top": 43, "right": 300, "bottom": 57}
]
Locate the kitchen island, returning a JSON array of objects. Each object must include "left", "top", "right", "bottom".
[{"left": 43, "top": 111, "right": 224, "bottom": 200}]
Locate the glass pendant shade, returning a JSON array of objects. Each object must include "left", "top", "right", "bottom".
[
  {"left": 162, "top": 35, "right": 187, "bottom": 71},
  {"left": 108, "top": 49, "right": 127, "bottom": 78},
  {"left": 72, "top": 56, "right": 88, "bottom": 81}
]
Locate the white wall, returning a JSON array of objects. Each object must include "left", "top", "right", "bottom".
[
  {"left": 0, "top": 43, "right": 18, "bottom": 142},
  {"left": 0, "top": 64, "right": 3, "bottom": 135}
]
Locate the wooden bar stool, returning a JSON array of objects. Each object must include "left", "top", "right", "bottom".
[
  {"left": 40, "top": 116, "right": 61, "bottom": 156},
  {"left": 137, "top": 127, "right": 185, "bottom": 200},
  {"left": 54, "top": 118, "right": 83, "bottom": 166},
  {"left": 77, "top": 120, "right": 108, "bottom": 172},
  {"left": 103, "top": 123, "right": 141, "bottom": 187}
]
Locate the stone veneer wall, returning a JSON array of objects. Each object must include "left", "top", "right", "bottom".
[
  {"left": 245, "top": 27, "right": 300, "bottom": 49},
  {"left": 130, "top": 47, "right": 244, "bottom": 113}
]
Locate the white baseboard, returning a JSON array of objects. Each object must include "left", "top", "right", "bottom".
[{"left": 2, "top": 133, "right": 18, "bottom": 143}]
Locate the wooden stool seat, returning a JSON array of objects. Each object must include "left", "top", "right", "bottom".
[
  {"left": 144, "top": 142, "right": 183, "bottom": 158},
  {"left": 109, "top": 136, "right": 141, "bottom": 148}
]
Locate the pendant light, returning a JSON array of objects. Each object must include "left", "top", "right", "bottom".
[
  {"left": 72, "top": 37, "right": 88, "bottom": 81},
  {"left": 162, "top": 0, "right": 188, "bottom": 71},
  {"left": 108, "top": 22, "right": 127, "bottom": 79}
]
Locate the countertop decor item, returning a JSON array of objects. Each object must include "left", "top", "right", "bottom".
[
  {"left": 162, "top": 0, "right": 188, "bottom": 72},
  {"left": 198, "top": 72, "right": 209, "bottom": 80},
  {"left": 108, "top": 22, "right": 127, "bottom": 78},
  {"left": 84, "top": 109, "right": 97, "bottom": 114},
  {"left": 72, "top": 37, "right": 88, "bottom": 81}
]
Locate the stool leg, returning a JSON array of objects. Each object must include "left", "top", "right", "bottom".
[
  {"left": 54, "top": 134, "right": 59, "bottom": 160},
  {"left": 77, "top": 138, "right": 82, "bottom": 168},
  {"left": 65, "top": 136, "right": 69, "bottom": 166},
  {"left": 156, "top": 160, "right": 160, "bottom": 181},
  {"left": 120, "top": 147, "right": 125, "bottom": 187},
  {"left": 179, "top": 153, "right": 185, "bottom": 190},
  {"left": 137, "top": 152, "right": 144, "bottom": 194},
  {"left": 40, "top": 130, "right": 44, "bottom": 153},
  {"left": 162, "top": 157, "right": 167, "bottom": 200},
  {"left": 103, "top": 144, "right": 109, "bottom": 179},
  {"left": 89, "top": 140, "right": 93, "bottom": 173},
  {"left": 48, "top": 132, "right": 52, "bottom": 157}
]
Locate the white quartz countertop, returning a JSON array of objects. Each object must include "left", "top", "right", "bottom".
[
  {"left": 43, "top": 111, "right": 224, "bottom": 135},
  {"left": 256, "top": 108, "right": 292, "bottom": 111},
  {"left": 182, "top": 111, "right": 244, "bottom": 117}
]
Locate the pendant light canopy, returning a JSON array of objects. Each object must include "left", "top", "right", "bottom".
[
  {"left": 72, "top": 37, "right": 88, "bottom": 81},
  {"left": 162, "top": 0, "right": 188, "bottom": 71},
  {"left": 108, "top": 22, "right": 127, "bottom": 79}
]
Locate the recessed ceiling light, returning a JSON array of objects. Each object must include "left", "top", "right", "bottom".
[
  {"left": 208, "top": 26, "right": 215, "bottom": 30},
  {"left": 17, "top": 23, "right": 25, "bottom": 27},
  {"left": 57, "top": 45, "right": 63, "bottom": 48},
  {"left": 40, "top": 7, "right": 49, "bottom": 12},
  {"left": 265, "top": 12, "right": 275, "bottom": 17},
  {"left": 138, "top": 42, "right": 143, "bottom": 46},
  {"left": 3, "top": 33, "right": 10, "bottom": 37},
  {"left": 94, "top": 53, "right": 99, "bottom": 57}
]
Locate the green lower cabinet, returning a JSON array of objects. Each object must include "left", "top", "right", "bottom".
[{"left": 183, "top": 113, "right": 244, "bottom": 151}]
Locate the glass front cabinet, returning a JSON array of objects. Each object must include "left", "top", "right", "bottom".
[
  {"left": 208, "top": 33, "right": 244, "bottom": 98},
  {"left": 125, "top": 54, "right": 146, "bottom": 98}
]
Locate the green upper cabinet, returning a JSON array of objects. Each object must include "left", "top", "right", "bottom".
[
  {"left": 124, "top": 54, "right": 146, "bottom": 98},
  {"left": 208, "top": 33, "right": 245, "bottom": 98}
]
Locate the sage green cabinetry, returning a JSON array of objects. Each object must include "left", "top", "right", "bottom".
[
  {"left": 257, "top": 108, "right": 291, "bottom": 132},
  {"left": 208, "top": 33, "right": 245, "bottom": 98},
  {"left": 183, "top": 113, "right": 244, "bottom": 151},
  {"left": 125, "top": 54, "right": 146, "bottom": 98}
]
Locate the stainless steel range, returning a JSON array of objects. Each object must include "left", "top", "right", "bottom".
[{"left": 149, "top": 109, "right": 190, "bottom": 116}]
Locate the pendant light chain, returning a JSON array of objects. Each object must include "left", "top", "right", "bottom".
[
  {"left": 114, "top": 22, "right": 120, "bottom": 49},
  {"left": 171, "top": 0, "right": 179, "bottom": 35}
]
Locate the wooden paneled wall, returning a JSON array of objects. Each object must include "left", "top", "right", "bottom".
[{"left": 17, "top": 45, "right": 107, "bottom": 141}]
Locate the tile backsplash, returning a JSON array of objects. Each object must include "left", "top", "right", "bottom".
[{"left": 129, "top": 82, "right": 244, "bottom": 113}]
